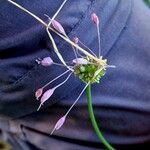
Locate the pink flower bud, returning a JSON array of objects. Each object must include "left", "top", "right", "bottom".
[
  {"left": 51, "top": 19, "right": 66, "bottom": 35},
  {"left": 41, "top": 57, "right": 53, "bottom": 66},
  {"left": 51, "top": 116, "right": 66, "bottom": 135},
  {"left": 35, "top": 88, "right": 43, "bottom": 100},
  {"left": 72, "top": 58, "right": 89, "bottom": 65},
  {"left": 73, "top": 37, "right": 79, "bottom": 44},
  {"left": 54, "top": 116, "right": 66, "bottom": 130},
  {"left": 40, "top": 88, "right": 55, "bottom": 104},
  {"left": 37, "top": 88, "right": 55, "bottom": 111},
  {"left": 91, "top": 13, "right": 99, "bottom": 25}
]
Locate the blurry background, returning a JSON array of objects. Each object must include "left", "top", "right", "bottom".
[{"left": 145, "top": 0, "right": 150, "bottom": 6}]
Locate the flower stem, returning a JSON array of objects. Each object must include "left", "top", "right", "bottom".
[{"left": 85, "top": 84, "right": 115, "bottom": 150}]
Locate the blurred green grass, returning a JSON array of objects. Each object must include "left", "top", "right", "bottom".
[{"left": 145, "top": 0, "right": 150, "bottom": 6}]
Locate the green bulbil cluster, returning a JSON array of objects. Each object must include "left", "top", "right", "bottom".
[{"left": 74, "top": 63, "right": 106, "bottom": 84}]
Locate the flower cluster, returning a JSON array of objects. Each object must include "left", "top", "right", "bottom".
[
  {"left": 7, "top": 0, "right": 115, "bottom": 136},
  {"left": 35, "top": 13, "right": 115, "bottom": 134},
  {"left": 7, "top": 1, "right": 117, "bottom": 149}
]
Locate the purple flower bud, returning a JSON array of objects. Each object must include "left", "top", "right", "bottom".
[
  {"left": 40, "top": 88, "right": 55, "bottom": 104},
  {"left": 51, "top": 116, "right": 66, "bottom": 135},
  {"left": 73, "top": 37, "right": 79, "bottom": 44},
  {"left": 41, "top": 57, "right": 53, "bottom": 66},
  {"left": 54, "top": 116, "right": 66, "bottom": 130},
  {"left": 51, "top": 19, "right": 66, "bottom": 35},
  {"left": 72, "top": 58, "right": 89, "bottom": 65},
  {"left": 35, "top": 88, "right": 43, "bottom": 100},
  {"left": 91, "top": 13, "right": 99, "bottom": 25}
]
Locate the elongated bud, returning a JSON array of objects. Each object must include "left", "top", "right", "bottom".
[
  {"left": 35, "top": 88, "right": 43, "bottom": 100},
  {"left": 51, "top": 116, "right": 66, "bottom": 135},
  {"left": 72, "top": 58, "right": 89, "bottom": 65},
  {"left": 91, "top": 13, "right": 99, "bottom": 25},
  {"left": 37, "top": 88, "right": 55, "bottom": 111},
  {"left": 41, "top": 57, "right": 53, "bottom": 66},
  {"left": 51, "top": 19, "right": 66, "bottom": 35},
  {"left": 40, "top": 88, "right": 55, "bottom": 104},
  {"left": 73, "top": 37, "right": 79, "bottom": 44}
]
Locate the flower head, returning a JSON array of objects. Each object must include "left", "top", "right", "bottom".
[{"left": 6, "top": 1, "right": 115, "bottom": 148}]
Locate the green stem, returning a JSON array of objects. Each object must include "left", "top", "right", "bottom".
[{"left": 86, "top": 84, "right": 115, "bottom": 150}]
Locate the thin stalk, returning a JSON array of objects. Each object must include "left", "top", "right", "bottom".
[
  {"left": 85, "top": 84, "right": 115, "bottom": 150},
  {"left": 97, "top": 24, "right": 101, "bottom": 58},
  {"left": 65, "top": 83, "right": 89, "bottom": 117},
  {"left": 51, "top": 0, "right": 68, "bottom": 21},
  {"left": 78, "top": 39, "right": 97, "bottom": 57},
  {"left": 54, "top": 72, "right": 72, "bottom": 89},
  {"left": 46, "top": 25, "right": 73, "bottom": 71},
  {"left": 42, "top": 70, "right": 70, "bottom": 89}
]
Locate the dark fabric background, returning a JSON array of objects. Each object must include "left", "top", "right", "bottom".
[{"left": 0, "top": 0, "right": 150, "bottom": 149}]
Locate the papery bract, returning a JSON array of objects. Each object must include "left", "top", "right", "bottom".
[
  {"left": 35, "top": 88, "right": 43, "bottom": 100},
  {"left": 72, "top": 58, "right": 89, "bottom": 65},
  {"left": 41, "top": 57, "right": 53, "bottom": 66},
  {"left": 40, "top": 88, "right": 55, "bottom": 104},
  {"left": 91, "top": 13, "right": 99, "bottom": 25},
  {"left": 51, "top": 19, "right": 66, "bottom": 35}
]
